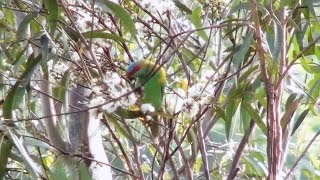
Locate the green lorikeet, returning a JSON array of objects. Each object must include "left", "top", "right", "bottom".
[{"left": 126, "top": 60, "right": 166, "bottom": 137}]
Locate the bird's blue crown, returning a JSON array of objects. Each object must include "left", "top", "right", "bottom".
[{"left": 127, "top": 61, "right": 139, "bottom": 73}]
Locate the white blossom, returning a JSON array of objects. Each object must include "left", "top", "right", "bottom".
[
  {"left": 120, "top": 93, "right": 137, "bottom": 107},
  {"left": 89, "top": 96, "right": 104, "bottom": 118},
  {"left": 53, "top": 62, "right": 69, "bottom": 75},
  {"left": 200, "top": 68, "right": 216, "bottom": 82},
  {"left": 146, "top": 115, "right": 152, "bottom": 121},
  {"left": 103, "top": 72, "right": 122, "bottom": 87},
  {"left": 176, "top": 78, "right": 216, "bottom": 117},
  {"left": 71, "top": 52, "right": 80, "bottom": 62},
  {"left": 47, "top": 60, "right": 70, "bottom": 83},
  {"left": 73, "top": 8, "right": 99, "bottom": 32},
  {"left": 102, "top": 102, "right": 118, "bottom": 113},
  {"left": 89, "top": 96, "right": 105, "bottom": 108},
  {"left": 87, "top": 71, "right": 139, "bottom": 113},
  {"left": 141, "top": 103, "right": 155, "bottom": 113},
  {"left": 51, "top": 47, "right": 57, "bottom": 55},
  {"left": 47, "top": 59, "right": 54, "bottom": 71},
  {"left": 188, "top": 83, "right": 204, "bottom": 98},
  {"left": 190, "top": 102, "right": 200, "bottom": 117},
  {"left": 140, "top": 0, "right": 175, "bottom": 13},
  {"left": 167, "top": 66, "right": 174, "bottom": 75},
  {"left": 165, "top": 88, "right": 186, "bottom": 114},
  {"left": 92, "top": 86, "right": 102, "bottom": 95},
  {"left": 181, "top": 98, "right": 201, "bottom": 117}
]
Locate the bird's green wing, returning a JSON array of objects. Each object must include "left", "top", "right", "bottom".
[
  {"left": 139, "top": 71, "right": 165, "bottom": 138},
  {"left": 134, "top": 62, "right": 166, "bottom": 138},
  {"left": 139, "top": 71, "right": 164, "bottom": 110}
]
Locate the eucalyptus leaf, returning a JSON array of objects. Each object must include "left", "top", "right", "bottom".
[
  {"left": 291, "top": 109, "right": 309, "bottom": 136},
  {"left": 242, "top": 102, "right": 267, "bottom": 135},
  {"left": 43, "top": 0, "right": 59, "bottom": 36},
  {"left": 8, "top": 131, "right": 42, "bottom": 178},
  {"left": 97, "top": 0, "right": 136, "bottom": 35},
  {"left": 17, "top": 12, "right": 38, "bottom": 40},
  {"left": 190, "top": 7, "right": 208, "bottom": 41},
  {"left": 82, "top": 30, "right": 128, "bottom": 43}
]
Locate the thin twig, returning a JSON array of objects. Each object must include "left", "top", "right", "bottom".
[
  {"left": 275, "top": 35, "right": 320, "bottom": 89},
  {"left": 197, "top": 120, "right": 210, "bottom": 180},
  {"left": 227, "top": 120, "right": 255, "bottom": 180},
  {"left": 101, "top": 116, "right": 137, "bottom": 179},
  {"left": 285, "top": 130, "right": 320, "bottom": 179},
  {"left": 60, "top": 0, "right": 104, "bottom": 76}
]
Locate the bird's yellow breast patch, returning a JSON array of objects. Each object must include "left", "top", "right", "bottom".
[{"left": 158, "top": 67, "right": 166, "bottom": 84}]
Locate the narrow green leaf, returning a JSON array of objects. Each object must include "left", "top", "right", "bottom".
[
  {"left": 296, "top": 23, "right": 307, "bottom": 52},
  {"left": 12, "top": 44, "right": 29, "bottom": 72},
  {"left": 173, "top": 0, "right": 192, "bottom": 14},
  {"left": 238, "top": 65, "right": 259, "bottom": 83},
  {"left": 63, "top": 26, "right": 79, "bottom": 42},
  {"left": 306, "top": 0, "right": 317, "bottom": 18},
  {"left": 79, "top": 162, "right": 92, "bottom": 180},
  {"left": 250, "top": 149, "right": 266, "bottom": 162},
  {"left": 3, "top": 53, "right": 42, "bottom": 118},
  {"left": 4, "top": 8, "right": 15, "bottom": 26},
  {"left": 187, "top": 127, "right": 198, "bottom": 155},
  {"left": 107, "top": 114, "right": 132, "bottom": 140},
  {"left": 266, "top": 23, "right": 281, "bottom": 61},
  {"left": 240, "top": 102, "right": 251, "bottom": 132},
  {"left": 226, "top": 99, "right": 239, "bottom": 121},
  {"left": 291, "top": 109, "right": 309, "bottom": 136},
  {"left": 314, "top": 46, "right": 320, "bottom": 62},
  {"left": 281, "top": 95, "right": 301, "bottom": 131},
  {"left": 25, "top": 53, "right": 43, "bottom": 80},
  {"left": 229, "top": 1, "right": 250, "bottom": 14},
  {"left": 284, "top": 0, "right": 296, "bottom": 7},
  {"left": 30, "top": 18, "right": 41, "bottom": 34},
  {"left": 181, "top": 47, "right": 198, "bottom": 60},
  {"left": 308, "top": 64, "right": 320, "bottom": 74},
  {"left": 54, "top": 70, "right": 71, "bottom": 101},
  {"left": 243, "top": 156, "right": 267, "bottom": 177},
  {"left": 17, "top": 12, "right": 38, "bottom": 40},
  {"left": 242, "top": 102, "right": 267, "bottom": 135},
  {"left": 233, "top": 33, "right": 253, "bottom": 67},
  {"left": 285, "top": 93, "right": 299, "bottom": 110},
  {"left": 300, "top": 57, "right": 312, "bottom": 73},
  {"left": 12, "top": 87, "right": 25, "bottom": 108},
  {"left": 97, "top": 0, "right": 136, "bottom": 35},
  {"left": 287, "top": 18, "right": 300, "bottom": 33},
  {"left": 225, "top": 99, "right": 240, "bottom": 139},
  {"left": 190, "top": 7, "right": 208, "bottom": 41},
  {"left": 0, "top": 138, "right": 13, "bottom": 179},
  {"left": 8, "top": 131, "right": 42, "bottom": 178},
  {"left": 82, "top": 30, "right": 128, "bottom": 43},
  {"left": 43, "top": 0, "right": 59, "bottom": 36},
  {"left": 50, "top": 156, "right": 69, "bottom": 180},
  {"left": 3, "top": 84, "right": 19, "bottom": 118},
  {"left": 40, "top": 34, "right": 50, "bottom": 62},
  {"left": 214, "top": 105, "right": 228, "bottom": 122},
  {"left": 308, "top": 75, "right": 320, "bottom": 107},
  {"left": 24, "top": 137, "right": 51, "bottom": 149}
]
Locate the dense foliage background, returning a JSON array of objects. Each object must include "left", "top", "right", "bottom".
[{"left": 0, "top": 0, "right": 320, "bottom": 179}]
